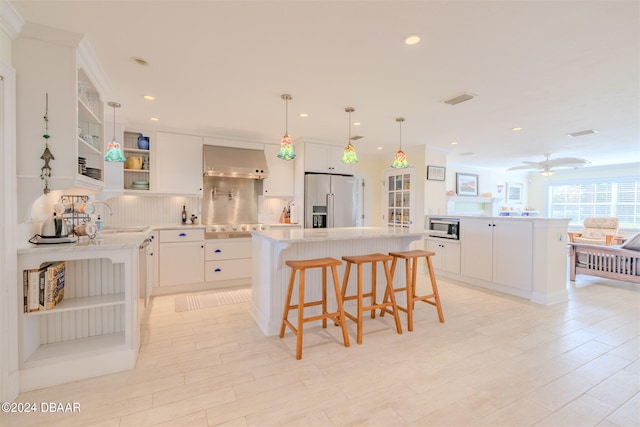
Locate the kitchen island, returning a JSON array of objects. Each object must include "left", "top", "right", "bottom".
[{"left": 250, "top": 227, "right": 427, "bottom": 336}]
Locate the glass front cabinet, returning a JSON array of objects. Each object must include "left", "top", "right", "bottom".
[{"left": 383, "top": 167, "right": 416, "bottom": 230}]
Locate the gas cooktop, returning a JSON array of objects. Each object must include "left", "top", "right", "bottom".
[{"left": 205, "top": 223, "right": 269, "bottom": 239}]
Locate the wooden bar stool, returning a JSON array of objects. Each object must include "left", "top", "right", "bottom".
[
  {"left": 341, "top": 253, "right": 403, "bottom": 344},
  {"left": 381, "top": 250, "right": 445, "bottom": 332},
  {"left": 279, "top": 257, "right": 350, "bottom": 360}
]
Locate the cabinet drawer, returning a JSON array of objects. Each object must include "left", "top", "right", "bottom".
[
  {"left": 205, "top": 259, "right": 251, "bottom": 282},
  {"left": 159, "top": 229, "right": 204, "bottom": 243},
  {"left": 205, "top": 240, "right": 251, "bottom": 261}
]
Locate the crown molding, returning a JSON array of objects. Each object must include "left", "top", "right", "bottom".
[{"left": 0, "top": 0, "right": 24, "bottom": 39}]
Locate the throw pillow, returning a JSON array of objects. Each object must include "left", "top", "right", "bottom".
[{"left": 621, "top": 232, "right": 640, "bottom": 251}]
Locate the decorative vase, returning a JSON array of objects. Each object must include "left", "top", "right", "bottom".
[{"left": 137, "top": 134, "right": 150, "bottom": 150}]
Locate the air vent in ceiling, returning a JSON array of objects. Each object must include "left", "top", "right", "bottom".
[
  {"left": 350, "top": 135, "right": 364, "bottom": 140},
  {"left": 568, "top": 129, "right": 598, "bottom": 137},
  {"left": 444, "top": 93, "right": 475, "bottom": 105}
]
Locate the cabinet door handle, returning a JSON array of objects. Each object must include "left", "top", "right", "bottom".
[
  {"left": 179, "top": 232, "right": 186, "bottom": 237},
  {"left": 214, "top": 249, "right": 222, "bottom": 253},
  {"left": 214, "top": 268, "right": 221, "bottom": 272}
]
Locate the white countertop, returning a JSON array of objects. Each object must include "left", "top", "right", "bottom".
[
  {"left": 18, "top": 227, "right": 153, "bottom": 254},
  {"left": 251, "top": 226, "right": 428, "bottom": 243}
]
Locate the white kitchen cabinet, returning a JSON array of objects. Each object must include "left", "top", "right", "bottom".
[
  {"left": 262, "top": 144, "right": 294, "bottom": 197},
  {"left": 158, "top": 229, "right": 205, "bottom": 286},
  {"left": 14, "top": 23, "right": 110, "bottom": 219},
  {"left": 304, "top": 142, "right": 354, "bottom": 175},
  {"left": 425, "top": 238, "right": 460, "bottom": 274},
  {"left": 382, "top": 168, "right": 416, "bottom": 230},
  {"left": 17, "top": 247, "right": 138, "bottom": 392},
  {"left": 460, "top": 218, "right": 533, "bottom": 291},
  {"left": 205, "top": 239, "right": 252, "bottom": 282},
  {"left": 155, "top": 132, "right": 203, "bottom": 195}
]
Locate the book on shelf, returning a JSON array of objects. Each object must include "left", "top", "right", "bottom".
[
  {"left": 23, "top": 265, "right": 48, "bottom": 313},
  {"left": 38, "top": 261, "right": 65, "bottom": 311}
]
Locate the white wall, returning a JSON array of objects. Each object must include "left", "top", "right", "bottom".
[{"left": 1, "top": 0, "right": 23, "bottom": 404}]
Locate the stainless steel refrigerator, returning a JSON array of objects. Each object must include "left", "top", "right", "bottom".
[{"left": 305, "top": 173, "right": 358, "bottom": 228}]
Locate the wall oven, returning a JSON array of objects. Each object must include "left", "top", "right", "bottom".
[{"left": 427, "top": 217, "right": 460, "bottom": 240}]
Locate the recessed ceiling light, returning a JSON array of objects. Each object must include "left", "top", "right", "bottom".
[
  {"left": 299, "top": 113, "right": 308, "bottom": 118},
  {"left": 149, "top": 117, "right": 159, "bottom": 122},
  {"left": 568, "top": 129, "right": 598, "bottom": 137},
  {"left": 450, "top": 141, "right": 458, "bottom": 145},
  {"left": 143, "top": 95, "right": 156, "bottom": 101},
  {"left": 512, "top": 127, "right": 522, "bottom": 131},
  {"left": 353, "top": 122, "right": 361, "bottom": 126},
  {"left": 403, "top": 35, "right": 421, "bottom": 45},
  {"left": 132, "top": 57, "right": 149, "bottom": 66},
  {"left": 377, "top": 147, "right": 383, "bottom": 150}
]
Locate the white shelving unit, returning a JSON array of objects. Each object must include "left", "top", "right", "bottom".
[
  {"left": 17, "top": 246, "right": 138, "bottom": 392},
  {"left": 14, "top": 23, "right": 110, "bottom": 220},
  {"left": 123, "top": 131, "right": 151, "bottom": 192},
  {"left": 446, "top": 196, "right": 500, "bottom": 216}
]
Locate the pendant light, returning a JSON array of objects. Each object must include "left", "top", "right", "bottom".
[
  {"left": 104, "top": 101, "right": 126, "bottom": 162},
  {"left": 341, "top": 107, "right": 358, "bottom": 164},
  {"left": 391, "top": 117, "right": 409, "bottom": 168},
  {"left": 277, "top": 94, "right": 296, "bottom": 160}
]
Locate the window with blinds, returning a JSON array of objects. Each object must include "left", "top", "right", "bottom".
[{"left": 546, "top": 178, "right": 640, "bottom": 228}]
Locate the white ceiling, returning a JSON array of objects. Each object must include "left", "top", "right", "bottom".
[{"left": 10, "top": 0, "right": 640, "bottom": 170}]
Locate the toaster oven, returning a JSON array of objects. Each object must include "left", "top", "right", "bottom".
[{"left": 427, "top": 217, "right": 460, "bottom": 240}]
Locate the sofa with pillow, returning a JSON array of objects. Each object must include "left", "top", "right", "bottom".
[{"left": 569, "top": 231, "right": 640, "bottom": 283}]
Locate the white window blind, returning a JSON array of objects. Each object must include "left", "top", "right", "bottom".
[{"left": 546, "top": 178, "right": 640, "bottom": 228}]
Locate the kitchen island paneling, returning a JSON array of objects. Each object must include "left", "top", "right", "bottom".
[{"left": 250, "top": 227, "right": 426, "bottom": 336}]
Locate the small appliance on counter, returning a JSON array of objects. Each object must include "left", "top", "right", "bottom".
[
  {"left": 29, "top": 212, "right": 78, "bottom": 245},
  {"left": 427, "top": 217, "right": 460, "bottom": 240}
]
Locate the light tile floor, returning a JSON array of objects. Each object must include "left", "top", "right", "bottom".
[{"left": 2, "top": 274, "right": 638, "bottom": 426}]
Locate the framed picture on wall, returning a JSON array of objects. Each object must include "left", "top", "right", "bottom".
[
  {"left": 506, "top": 182, "right": 523, "bottom": 204},
  {"left": 426, "top": 165, "right": 446, "bottom": 181},
  {"left": 456, "top": 173, "right": 479, "bottom": 196}
]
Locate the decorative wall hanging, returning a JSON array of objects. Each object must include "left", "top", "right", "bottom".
[
  {"left": 40, "top": 93, "right": 54, "bottom": 194},
  {"left": 426, "top": 165, "right": 445, "bottom": 181},
  {"left": 456, "top": 172, "right": 479, "bottom": 196}
]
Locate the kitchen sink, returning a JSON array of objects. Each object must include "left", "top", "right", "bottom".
[{"left": 100, "top": 226, "right": 148, "bottom": 234}]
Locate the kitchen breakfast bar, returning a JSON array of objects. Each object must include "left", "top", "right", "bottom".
[{"left": 250, "top": 227, "right": 426, "bottom": 336}]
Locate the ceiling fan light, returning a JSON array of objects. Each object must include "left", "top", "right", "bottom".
[{"left": 540, "top": 169, "right": 555, "bottom": 176}]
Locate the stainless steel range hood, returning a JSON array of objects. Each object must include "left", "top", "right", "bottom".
[{"left": 203, "top": 145, "right": 269, "bottom": 179}]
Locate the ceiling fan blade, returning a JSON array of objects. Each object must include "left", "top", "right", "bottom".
[
  {"left": 522, "top": 161, "right": 543, "bottom": 166},
  {"left": 506, "top": 164, "right": 541, "bottom": 171},
  {"left": 545, "top": 157, "right": 590, "bottom": 167}
]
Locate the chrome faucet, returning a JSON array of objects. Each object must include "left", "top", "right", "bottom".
[{"left": 94, "top": 201, "right": 113, "bottom": 215}]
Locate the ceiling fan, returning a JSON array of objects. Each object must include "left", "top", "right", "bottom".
[{"left": 506, "top": 153, "right": 590, "bottom": 176}]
